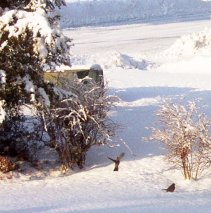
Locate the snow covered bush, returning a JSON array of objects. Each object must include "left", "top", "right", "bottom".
[
  {"left": 151, "top": 101, "right": 211, "bottom": 180},
  {"left": 48, "top": 77, "right": 117, "bottom": 169},
  {"left": 0, "top": 0, "right": 71, "bottom": 162}
]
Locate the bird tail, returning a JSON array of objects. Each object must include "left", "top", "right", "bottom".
[{"left": 119, "top": 152, "right": 125, "bottom": 159}]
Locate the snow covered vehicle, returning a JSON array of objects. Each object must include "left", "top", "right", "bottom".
[{"left": 44, "top": 64, "right": 104, "bottom": 87}]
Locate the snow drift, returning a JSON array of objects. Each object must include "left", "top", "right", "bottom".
[
  {"left": 70, "top": 52, "right": 154, "bottom": 70},
  {"left": 164, "top": 28, "right": 211, "bottom": 58},
  {"left": 157, "top": 27, "right": 211, "bottom": 73}
]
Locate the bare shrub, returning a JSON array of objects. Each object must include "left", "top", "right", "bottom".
[
  {"left": 151, "top": 101, "right": 211, "bottom": 180},
  {"left": 48, "top": 78, "right": 117, "bottom": 169}
]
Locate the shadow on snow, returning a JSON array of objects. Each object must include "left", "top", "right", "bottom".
[{"left": 86, "top": 86, "right": 211, "bottom": 168}]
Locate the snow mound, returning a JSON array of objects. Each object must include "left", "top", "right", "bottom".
[
  {"left": 61, "top": 0, "right": 211, "bottom": 27},
  {"left": 158, "top": 27, "right": 211, "bottom": 73},
  {"left": 71, "top": 52, "right": 154, "bottom": 70},
  {"left": 164, "top": 28, "right": 211, "bottom": 58}
]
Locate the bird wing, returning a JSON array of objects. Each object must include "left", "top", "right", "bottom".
[{"left": 107, "top": 157, "right": 116, "bottom": 163}]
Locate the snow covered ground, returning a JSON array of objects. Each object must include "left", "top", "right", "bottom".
[{"left": 1, "top": 1, "right": 211, "bottom": 213}]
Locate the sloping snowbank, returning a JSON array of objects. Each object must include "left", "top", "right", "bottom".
[{"left": 61, "top": 0, "right": 211, "bottom": 27}]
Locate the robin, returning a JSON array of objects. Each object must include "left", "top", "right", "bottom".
[
  {"left": 162, "top": 183, "right": 175, "bottom": 192},
  {"left": 107, "top": 152, "right": 125, "bottom": 171}
]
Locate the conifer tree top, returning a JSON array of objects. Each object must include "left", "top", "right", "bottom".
[
  {"left": 0, "top": 0, "right": 71, "bottom": 69},
  {"left": 0, "top": 0, "right": 66, "bottom": 11}
]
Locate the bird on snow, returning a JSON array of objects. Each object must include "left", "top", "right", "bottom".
[
  {"left": 162, "top": 183, "right": 175, "bottom": 192},
  {"left": 107, "top": 152, "right": 125, "bottom": 171}
]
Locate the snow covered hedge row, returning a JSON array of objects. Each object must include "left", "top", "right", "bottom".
[{"left": 61, "top": 0, "right": 211, "bottom": 27}]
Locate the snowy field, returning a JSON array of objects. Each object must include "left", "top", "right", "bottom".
[
  {"left": 61, "top": 0, "right": 211, "bottom": 27},
  {"left": 1, "top": 1, "right": 211, "bottom": 213}
]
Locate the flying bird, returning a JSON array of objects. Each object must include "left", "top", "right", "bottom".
[
  {"left": 162, "top": 183, "right": 175, "bottom": 192},
  {"left": 107, "top": 152, "right": 125, "bottom": 171}
]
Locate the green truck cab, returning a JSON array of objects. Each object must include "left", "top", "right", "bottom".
[{"left": 44, "top": 64, "right": 104, "bottom": 87}]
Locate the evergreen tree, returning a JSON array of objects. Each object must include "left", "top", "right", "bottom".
[{"left": 0, "top": 0, "right": 71, "bottom": 160}]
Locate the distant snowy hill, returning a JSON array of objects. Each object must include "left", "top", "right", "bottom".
[{"left": 61, "top": 0, "right": 211, "bottom": 27}]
